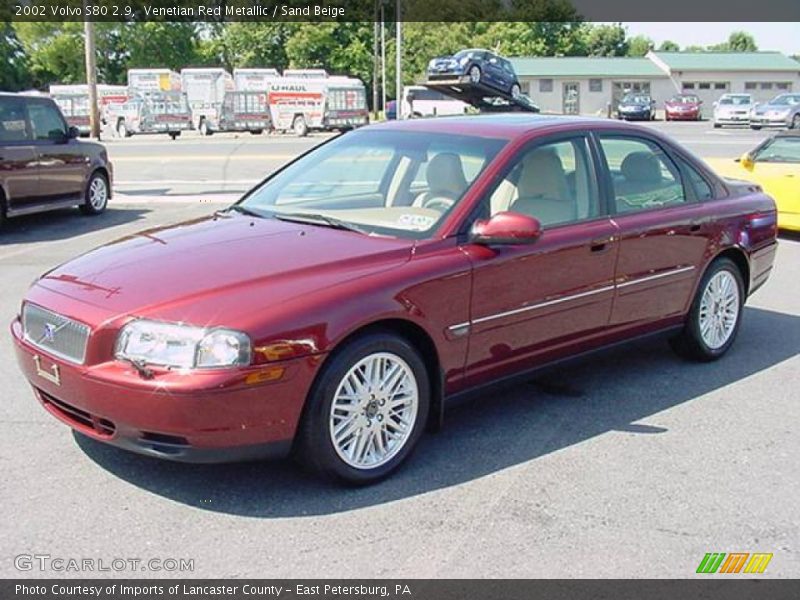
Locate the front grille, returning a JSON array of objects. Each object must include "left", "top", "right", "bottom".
[
  {"left": 38, "top": 389, "right": 116, "bottom": 437},
  {"left": 22, "top": 303, "right": 90, "bottom": 364}
]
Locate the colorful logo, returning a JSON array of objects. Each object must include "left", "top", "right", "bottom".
[{"left": 696, "top": 552, "right": 773, "bottom": 574}]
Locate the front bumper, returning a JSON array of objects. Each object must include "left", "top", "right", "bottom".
[
  {"left": 714, "top": 114, "right": 750, "bottom": 125},
  {"left": 619, "top": 111, "right": 651, "bottom": 120},
  {"left": 666, "top": 110, "right": 700, "bottom": 120},
  {"left": 750, "top": 116, "right": 790, "bottom": 127},
  {"left": 12, "top": 318, "right": 320, "bottom": 463},
  {"left": 779, "top": 211, "right": 800, "bottom": 232}
]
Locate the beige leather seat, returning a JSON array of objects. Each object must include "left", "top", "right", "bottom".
[
  {"left": 414, "top": 152, "right": 468, "bottom": 207},
  {"left": 509, "top": 149, "right": 575, "bottom": 225}
]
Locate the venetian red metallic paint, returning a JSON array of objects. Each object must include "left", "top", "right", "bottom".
[{"left": 12, "top": 115, "right": 778, "bottom": 460}]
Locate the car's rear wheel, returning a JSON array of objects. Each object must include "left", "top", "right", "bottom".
[
  {"left": 510, "top": 83, "right": 521, "bottom": 98},
  {"left": 295, "top": 333, "right": 430, "bottom": 484},
  {"left": 117, "top": 120, "right": 130, "bottom": 138},
  {"left": 80, "top": 171, "right": 109, "bottom": 216},
  {"left": 750, "top": 125, "right": 762, "bottom": 130},
  {"left": 792, "top": 114, "right": 800, "bottom": 129},
  {"left": 468, "top": 65, "right": 481, "bottom": 84},
  {"left": 669, "top": 258, "right": 744, "bottom": 362},
  {"left": 250, "top": 129, "right": 263, "bottom": 135}
]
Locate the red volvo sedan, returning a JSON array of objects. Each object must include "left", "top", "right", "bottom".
[{"left": 12, "top": 115, "right": 778, "bottom": 483}]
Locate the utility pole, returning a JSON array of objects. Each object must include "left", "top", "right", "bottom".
[
  {"left": 83, "top": 18, "right": 100, "bottom": 139},
  {"left": 395, "top": 0, "right": 402, "bottom": 119},
  {"left": 372, "top": 3, "right": 380, "bottom": 121},
  {"left": 380, "top": 4, "right": 386, "bottom": 115}
]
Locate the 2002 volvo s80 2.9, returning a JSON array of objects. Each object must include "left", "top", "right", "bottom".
[{"left": 12, "top": 115, "right": 777, "bottom": 483}]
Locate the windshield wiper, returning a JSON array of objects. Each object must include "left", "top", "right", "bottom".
[
  {"left": 225, "top": 204, "right": 268, "bottom": 218},
  {"left": 271, "top": 212, "right": 369, "bottom": 234}
]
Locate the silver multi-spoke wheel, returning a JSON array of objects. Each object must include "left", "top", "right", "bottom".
[
  {"left": 89, "top": 176, "right": 107, "bottom": 210},
  {"left": 698, "top": 270, "right": 740, "bottom": 350},
  {"left": 329, "top": 352, "right": 419, "bottom": 470}
]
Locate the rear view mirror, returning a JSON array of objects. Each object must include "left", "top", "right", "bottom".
[
  {"left": 470, "top": 211, "right": 542, "bottom": 245},
  {"left": 738, "top": 152, "right": 755, "bottom": 169}
]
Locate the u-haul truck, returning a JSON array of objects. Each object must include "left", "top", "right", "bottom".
[
  {"left": 233, "top": 68, "right": 281, "bottom": 92},
  {"left": 268, "top": 76, "right": 368, "bottom": 136},
  {"left": 49, "top": 84, "right": 129, "bottom": 135},
  {"left": 127, "top": 68, "right": 181, "bottom": 93},
  {"left": 180, "top": 68, "right": 235, "bottom": 135}
]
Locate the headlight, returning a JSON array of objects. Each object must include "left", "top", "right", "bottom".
[{"left": 115, "top": 319, "right": 251, "bottom": 369}]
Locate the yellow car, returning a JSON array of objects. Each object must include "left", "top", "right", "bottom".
[{"left": 706, "top": 131, "right": 800, "bottom": 232}]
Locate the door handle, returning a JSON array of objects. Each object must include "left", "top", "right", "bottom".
[{"left": 590, "top": 236, "right": 615, "bottom": 253}]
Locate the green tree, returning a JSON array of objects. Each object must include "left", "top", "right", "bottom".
[
  {"left": 120, "top": 22, "right": 200, "bottom": 71},
  {"left": 0, "top": 23, "right": 30, "bottom": 91},
  {"left": 627, "top": 35, "right": 653, "bottom": 57},
  {"left": 658, "top": 40, "right": 680, "bottom": 52},
  {"left": 198, "top": 22, "right": 296, "bottom": 71},
  {"left": 726, "top": 31, "right": 758, "bottom": 52},
  {"left": 584, "top": 23, "right": 629, "bottom": 57}
]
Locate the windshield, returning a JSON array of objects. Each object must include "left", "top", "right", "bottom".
[
  {"left": 671, "top": 95, "right": 699, "bottom": 104},
  {"left": 623, "top": 95, "right": 649, "bottom": 104},
  {"left": 754, "top": 137, "right": 800, "bottom": 163},
  {"left": 770, "top": 94, "right": 800, "bottom": 106},
  {"left": 239, "top": 129, "right": 507, "bottom": 238},
  {"left": 719, "top": 95, "right": 751, "bottom": 106}
]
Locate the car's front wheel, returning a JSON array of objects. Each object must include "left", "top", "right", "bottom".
[
  {"left": 669, "top": 258, "right": 744, "bottom": 361},
  {"left": 80, "top": 171, "right": 109, "bottom": 216},
  {"left": 792, "top": 114, "right": 800, "bottom": 129},
  {"left": 296, "top": 333, "right": 430, "bottom": 484},
  {"left": 510, "top": 83, "right": 521, "bottom": 98}
]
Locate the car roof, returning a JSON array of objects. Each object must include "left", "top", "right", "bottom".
[{"left": 367, "top": 113, "right": 653, "bottom": 140}]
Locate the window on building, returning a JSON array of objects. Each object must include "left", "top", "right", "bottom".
[
  {"left": 589, "top": 79, "right": 603, "bottom": 92},
  {"left": 745, "top": 82, "right": 757, "bottom": 90},
  {"left": 682, "top": 82, "right": 695, "bottom": 90},
  {"left": 776, "top": 82, "right": 792, "bottom": 91},
  {"left": 540, "top": 79, "right": 553, "bottom": 93},
  {"left": 761, "top": 82, "right": 773, "bottom": 90},
  {"left": 698, "top": 83, "right": 711, "bottom": 90},
  {"left": 714, "top": 83, "right": 727, "bottom": 90}
]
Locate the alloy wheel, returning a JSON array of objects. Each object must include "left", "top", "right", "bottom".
[
  {"left": 89, "top": 176, "right": 108, "bottom": 210},
  {"left": 329, "top": 352, "right": 419, "bottom": 470},
  {"left": 698, "top": 270, "right": 740, "bottom": 350}
]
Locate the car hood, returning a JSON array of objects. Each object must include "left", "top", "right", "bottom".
[
  {"left": 34, "top": 212, "right": 414, "bottom": 325},
  {"left": 666, "top": 102, "right": 700, "bottom": 108},
  {"left": 755, "top": 103, "right": 793, "bottom": 112},
  {"left": 619, "top": 102, "right": 649, "bottom": 108}
]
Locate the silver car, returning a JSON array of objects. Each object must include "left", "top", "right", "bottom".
[
  {"left": 713, "top": 93, "right": 753, "bottom": 128},
  {"left": 750, "top": 93, "right": 800, "bottom": 130}
]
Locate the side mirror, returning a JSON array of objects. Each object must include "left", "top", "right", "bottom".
[
  {"left": 67, "top": 126, "right": 80, "bottom": 139},
  {"left": 737, "top": 152, "right": 755, "bottom": 170},
  {"left": 470, "top": 211, "right": 542, "bottom": 245}
]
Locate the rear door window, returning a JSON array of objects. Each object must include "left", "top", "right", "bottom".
[{"left": 0, "top": 97, "right": 30, "bottom": 143}]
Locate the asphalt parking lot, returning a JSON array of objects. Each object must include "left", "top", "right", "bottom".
[{"left": 1, "top": 120, "right": 798, "bottom": 578}]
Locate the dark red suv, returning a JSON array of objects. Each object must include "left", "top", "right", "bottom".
[{"left": 0, "top": 92, "right": 112, "bottom": 227}]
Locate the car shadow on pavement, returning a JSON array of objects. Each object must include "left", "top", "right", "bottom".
[
  {"left": 75, "top": 306, "right": 800, "bottom": 517},
  {"left": 0, "top": 207, "right": 151, "bottom": 245}
]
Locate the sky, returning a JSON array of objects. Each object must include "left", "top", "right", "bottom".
[{"left": 620, "top": 23, "right": 799, "bottom": 55}]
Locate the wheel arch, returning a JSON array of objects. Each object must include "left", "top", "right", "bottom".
[
  {"left": 712, "top": 246, "right": 750, "bottom": 295},
  {"left": 88, "top": 166, "right": 112, "bottom": 198},
  {"left": 300, "top": 317, "right": 445, "bottom": 439}
]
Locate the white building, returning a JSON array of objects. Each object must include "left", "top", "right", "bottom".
[{"left": 510, "top": 52, "right": 800, "bottom": 117}]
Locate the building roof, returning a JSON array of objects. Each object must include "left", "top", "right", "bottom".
[
  {"left": 509, "top": 57, "right": 666, "bottom": 78},
  {"left": 650, "top": 51, "right": 800, "bottom": 72}
]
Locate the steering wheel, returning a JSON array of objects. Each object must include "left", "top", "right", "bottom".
[{"left": 422, "top": 196, "right": 456, "bottom": 212}]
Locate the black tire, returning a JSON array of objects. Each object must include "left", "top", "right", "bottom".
[
  {"left": 80, "top": 171, "right": 109, "bottom": 216},
  {"left": 169, "top": 132, "right": 180, "bottom": 140},
  {"left": 792, "top": 114, "right": 800, "bottom": 129},
  {"left": 295, "top": 332, "right": 430, "bottom": 484},
  {"left": 713, "top": 123, "right": 721, "bottom": 128},
  {"left": 199, "top": 119, "right": 213, "bottom": 136},
  {"left": 249, "top": 129, "right": 263, "bottom": 135},
  {"left": 0, "top": 195, "right": 6, "bottom": 229},
  {"left": 669, "top": 258, "right": 745, "bottom": 362},
  {"left": 750, "top": 125, "right": 762, "bottom": 130},
  {"left": 292, "top": 115, "right": 308, "bottom": 137},
  {"left": 117, "top": 120, "right": 131, "bottom": 138}
]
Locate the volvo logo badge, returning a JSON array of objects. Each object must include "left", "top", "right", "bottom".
[{"left": 43, "top": 322, "right": 57, "bottom": 343}]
